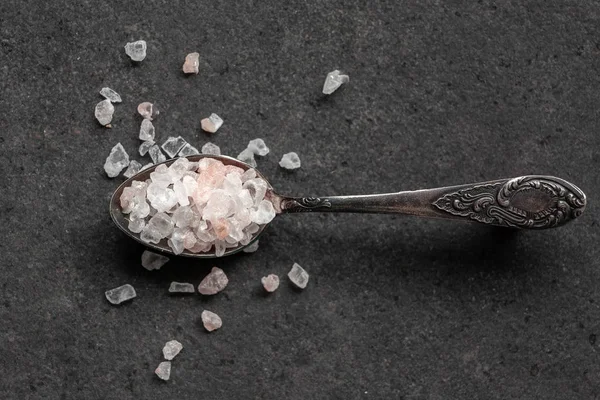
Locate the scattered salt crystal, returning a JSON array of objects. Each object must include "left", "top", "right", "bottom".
[
  {"left": 95, "top": 99, "right": 114, "bottom": 127},
  {"left": 124, "top": 40, "right": 147, "bottom": 62},
  {"left": 162, "top": 340, "right": 183, "bottom": 360},
  {"left": 155, "top": 361, "right": 171, "bottom": 381},
  {"left": 139, "top": 119, "right": 155, "bottom": 141},
  {"left": 105, "top": 284, "right": 136, "bottom": 305},
  {"left": 288, "top": 263, "right": 309, "bottom": 289},
  {"left": 198, "top": 267, "right": 228, "bottom": 295},
  {"left": 247, "top": 139, "right": 269, "bottom": 156},
  {"left": 237, "top": 148, "right": 257, "bottom": 167},
  {"left": 123, "top": 160, "right": 142, "bottom": 178},
  {"left": 100, "top": 87, "right": 122, "bottom": 103},
  {"left": 138, "top": 102, "right": 158, "bottom": 120},
  {"left": 104, "top": 143, "right": 130, "bottom": 178},
  {"left": 139, "top": 140, "right": 155, "bottom": 156},
  {"left": 179, "top": 143, "right": 200, "bottom": 156},
  {"left": 279, "top": 152, "right": 301, "bottom": 170},
  {"left": 261, "top": 274, "right": 279, "bottom": 292},
  {"left": 141, "top": 250, "right": 169, "bottom": 270},
  {"left": 201, "top": 310, "right": 222, "bottom": 332},
  {"left": 182, "top": 52, "right": 200, "bottom": 74},
  {"left": 201, "top": 113, "right": 223, "bottom": 133},
  {"left": 161, "top": 136, "right": 188, "bottom": 158},
  {"left": 201, "top": 142, "right": 221, "bottom": 155},
  {"left": 243, "top": 240, "right": 259, "bottom": 253},
  {"left": 149, "top": 145, "right": 166, "bottom": 164},
  {"left": 169, "top": 282, "right": 195, "bottom": 293},
  {"left": 140, "top": 162, "right": 154, "bottom": 171},
  {"left": 322, "top": 70, "right": 350, "bottom": 95}
]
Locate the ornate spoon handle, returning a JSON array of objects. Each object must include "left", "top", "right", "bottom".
[{"left": 276, "top": 175, "right": 587, "bottom": 229}]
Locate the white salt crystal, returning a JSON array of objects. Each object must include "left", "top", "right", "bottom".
[
  {"left": 100, "top": 87, "right": 122, "bottom": 103},
  {"left": 139, "top": 140, "right": 155, "bottom": 156},
  {"left": 140, "top": 163, "right": 154, "bottom": 171},
  {"left": 161, "top": 136, "right": 188, "bottom": 158},
  {"left": 128, "top": 217, "right": 145, "bottom": 233},
  {"left": 247, "top": 139, "right": 269, "bottom": 156},
  {"left": 141, "top": 250, "right": 169, "bottom": 270},
  {"left": 140, "top": 225, "right": 162, "bottom": 244},
  {"left": 183, "top": 52, "right": 200, "bottom": 74},
  {"left": 155, "top": 361, "right": 171, "bottom": 381},
  {"left": 179, "top": 143, "right": 199, "bottom": 156},
  {"left": 261, "top": 274, "right": 279, "bottom": 292},
  {"left": 201, "top": 113, "right": 223, "bottom": 133},
  {"left": 237, "top": 148, "right": 257, "bottom": 168},
  {"left": 124, "top": 40, "right": 147, "bottom": 62},
  {"left": 139, "top": 119, "right": 155, "bottom": 141},
  {"left": 95, "top": 99, "right": 114, "bottom": 127},
  {"left": 123, "top": 160, "right": 142, "bottom": 178},
  {"left": 162, "top": 340, "right": 183, "bottom": 360},
  {"left": 240, "top": 168, "right": 257, "bottom": 182},
  {"left": 279, "top": 152, "right": 301, "bottom": 170},
  {"left": 243, "top": 240, "right": 259, "bottom": 253},
  {"left": 243, "top": 178, "right": 267, "bottom": 205},
  {"left": 198, "top": 267, "right": 228, "bottom": 295},
  {"left": 201, "top": 142, "right": 221, "bottom": 155},
  {"left": 105, "top": 284, "right": 136, "bottom": 305},
  {"left": 173, "top": 180, "right": 189, "bottom": 207},
  {"left": 169, "top": 282, "right": 195, "bottom": 293},
  {"left": 147, "top": 212, "right": 175, "bottom": 238},
  {"left": 288, "top": 263, "right": 309, "bottom": 289},
  {"left": 322, "top": 70, "right": 350, "bottom": 95},
  {"left": 149, "top": 145, "right": 166, "bottom": 164},
  {"left": 201, "top": 310, "right": 222, "bottom": 332},
  {"left": 138, "top": 102, "right": 158, "bottom": 120},
  {"left": 167, "top": 228, "right": 185, "bottom": 254},
  {"left": 104, "top": 143, "right": 130, "bottom": 178},
  {"left": 252, "top": 200, "right": 276, "bottom": 224}
]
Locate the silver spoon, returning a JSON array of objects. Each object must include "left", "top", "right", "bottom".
[{"left": 109, "top": 155, "right": 587, "bottom": 258}]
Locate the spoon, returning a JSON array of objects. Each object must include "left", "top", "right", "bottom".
[{"left": 109, "top": 155, "right": 587, "bottom": 258}]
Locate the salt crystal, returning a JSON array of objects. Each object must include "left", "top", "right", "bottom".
[
  {"left": 247, "top": 139, "right": 269, "bottom": 156},
  {"left": 124, "top": 40, "right": 147, "bottom": 62},
  {"left": 149, "top": 145, "right": 166, "bottom": 164},
  {"left": 243, "top": 178, "right": 267, "bottom": 205},
  {"left": 139, "top": 119, "right": 155, "bottom": 141},
  {"left": 105, "top": 284, "right": 136, "bottom": 305},
  {"left": 100, "top": 87, "right": 122, "bottom": 103},
  {"left": 201, "top": 142, "right": 221, "bottom": 156},
  {"left": 253, "top": 200, "right": 276, "bottom": 224},
  {"left": 182, "top": 52, "right": 200, "bottom": 74},
  {"left": 201, "top": 310, "right": 222, "bottom": 332},
  {"left": 155, "top": 361, "right": 171, "bottom": 381},
  {"left": 179, "top": 143, "right": 200, "bottom": 156},
  {"left": 279, "top": 152, "right": 301, "bottom": 170},
  {"left": 322, "top": 70, "right": 350, "bottom": 95},
  {"left": 128, "top": 217, "right": 145, "bottom": 233},
  {"left": 201, "top": 113, "right": 223, "bottom": 133},
  {"left": 140, "top": 225, "right": 162, "bottom": 244},
  {"left": 288, "top": 263, "right": 309, "bottom": 289},
  {"left": 140, "top": 163, "right": 154, "bottom": 171},
  {"left": 198, "top": 267, "right": 228, "bottom": 295},
  {"left": 167, "top": 228, "right": 186, "bottom": 255},
  {"left": 261, "top": 274, "right": 279, "bottom": 292},
  {"left": 123, "top": 160, "right": 142, "bottom": 178},
  {"left": 139, "top": 140, "right": 155, "bottom": 156},
  {"left": 141, "top": 250, "right": 170, "bottom": 270},
  {"left": 148, "top": 212, "right": 175, "bottom": 238},
  {"left": 161, "top": 136, "right": 188, "bottom": 158},
  {"left": 237, "top": 148, "right": 257, "bottom": 168},
  {"left": 104, "top": 143, "right": 130, "bottom": 178},
  {"left": 173, "top": 179, "right": 189, "bottom": 207},
  {"left": 95, "top": 99, "right": 114, "bottom": 127},
  {"left": 240, "top": 168, "right": 257, "bottom": 182},
  {"left": 169, "top": 282, "right": 195, "bottom": 293},
  {"left": 138, "top": 102, "right": 158, "bottom": 120},
  {"left": 243, "top": 240, "right": 259, "bottom": 253},
  {"left": 162, "top": 340, "right": 183, "bottom": 360}
]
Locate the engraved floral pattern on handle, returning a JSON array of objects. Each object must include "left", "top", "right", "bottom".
[{"left": 280, "top": 197, "right": 333, "bottom": 213}]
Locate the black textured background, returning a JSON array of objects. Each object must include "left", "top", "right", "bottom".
[{"left": 1, "top": 1, "right": 599, "bottom": 399}]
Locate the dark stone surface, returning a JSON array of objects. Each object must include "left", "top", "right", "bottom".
[{"left": 1, "top": 1, "right": 599, "bottom": 398}]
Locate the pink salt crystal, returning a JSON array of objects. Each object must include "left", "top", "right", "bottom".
[
  {"left": 198, "top": 267, "right": 228, "bottom": 295},
  {"left": 197, "top": 157, "right": 220, "bottom": 171},
  {"left": 189, "top": 241, "right": 211, "bottom": 253},
  {"left": 201, "top": 310, "right": 222, "bottom": 332},
  {"left": 213, "top": 219, "right": 230, "bottom": 240},
  {"left": 261, "top": 274, "right": 280, "bottom": 293},
  {"left": 137, "top": 102, "right": 158, "bottom": 120},
  {"left": 182, "top": 52, "right": 200, "bottom": 74}
]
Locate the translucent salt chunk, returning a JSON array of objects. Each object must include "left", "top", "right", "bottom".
[
  {"left": 148, "top": 212, "right": 175, "bottom": 238},
  {"left": 201, "top": 310, "right": 222, "bottom": 332},
  {"left": 240, "top": 168, "right": 257, "bottom": 183},
  {"left": 173, "top": 179, "right": 189, "bottom": 207},
  {"left": 155, "top": 361, "right": 171, "bottom": 381},
  {"left": 104, "top": 143, "right": 130, "bottom": 178},
  {"left": 138, "top": 102, "right": 158, "bottom": 120},
  {"left": 288, "top": 263, "right": 309, "bottom": 289},
  {"left": 100, "top": 87, "right": 122, "bottom": 103},
  {"left": 167, "top": 228, "right": 186, "bottom": 255},
  {"left": 261, "top": 274, "right": 279, "bottom": 292},
  {"left": 123, "top": 160, "right": 142, "bottom": 178},
  {"left": 161, "top": 136, "right": 188, "bottom": 158},
  {"left": 253, "top": 200, "right": 276, "bottom": 224},
  {"left": 182, "top": 175, "right": 198, "bottom": 196},
  {"left": 140, "top": 225, "right": 162, "bottom": 244},
  {"left": 169, "top": 282, "right": 195, "bottom": 293},
  {"left": 162, "top": 340, "right": 183, "bottom": 360},
  {"left": 322, "top": 70, "right": 350, "bottom": 95},
  {"left": 201, "top": 142, "right": 221, "bottom": 155},
  {"left": 243, "top": 240, "right": 259, "bottom": 253},
  {"left": 105, "top": 284, "right": 136, "bottom": 305},
  {"left": 149, "top": 145, "right": 166, "bottom": 164},
  {"left": 128, "top": 217, "right": 145, "bottom": 233},
  {"left": 139, "top": 140, "right": 155, "bottom": 156},
  {"left": 247, "top": 139, "right": 269, "bottom": 156},
  {"left": 95, "top": 99, "right": 114, "bottom": 126},
  {"left": 201, "top": 113, "right": 223, "bottom": 133},
  {"left": 279, "top": 152, "right": 301, "bottom": 169},
  {"left": 147, "top": 184, "right": 178, "bottom": 212},
  {"left": 198, "top": 267, "right": 228, "bottom": 295},
  {"left": 243, "top": 178, "right": 268, "bottom": 205},
  {"left": 179, "top": 143, "right": 199, "bottom": 156},
  {"left": 237, "top": 148, "right": 257, "bottom": 167},
  {"left": 124, "top": 40, "right": 147, "bottom": 62},
  {"left": 214, "top": 240, "right": 227, "bottom": 257},
  {"left": 139, "top": 119, "right": 155, "bottom": 141},
  {"left": 141, "top": 250, "right": 169, "bottom": 270},
  {"left": 140, "top": 163, "right": 154, "bottom": 171},
  {"left": 182, "top": 52, "right": 200, "bottom": 74}
]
